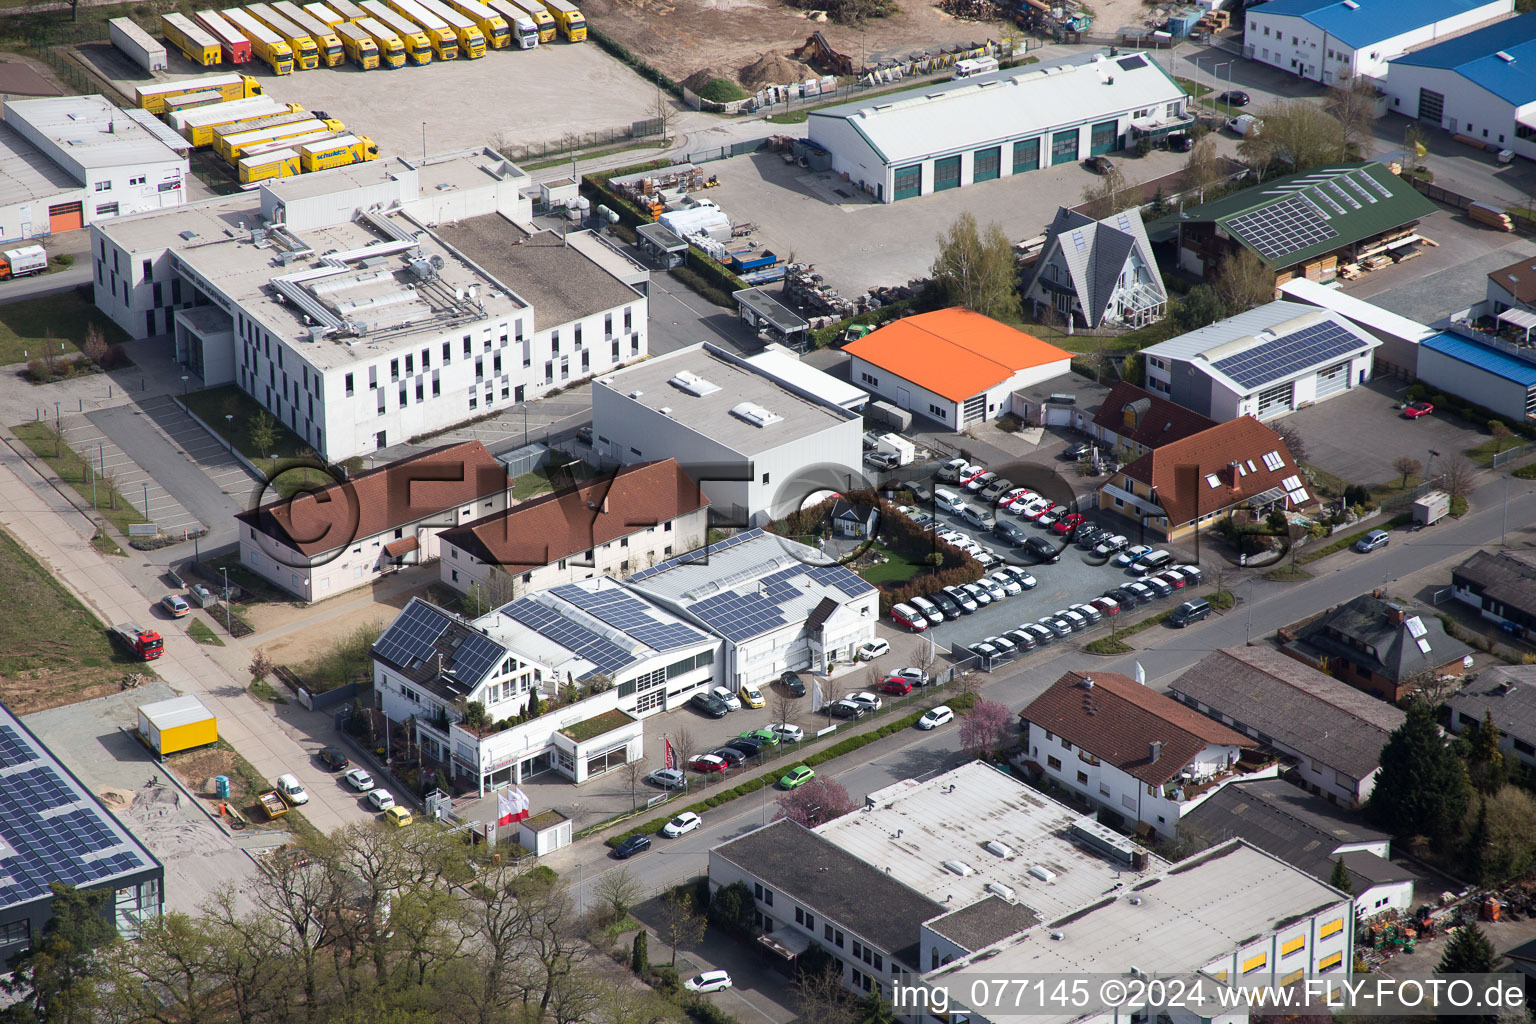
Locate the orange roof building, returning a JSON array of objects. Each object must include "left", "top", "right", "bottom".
[{"left": 843, "top": 308, "right": 1072, "bottom": 429}]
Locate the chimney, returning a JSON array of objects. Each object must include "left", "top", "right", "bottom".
[
  {"left": 1372, "top": 587, "right": 1384, "bottom": 599},
  {"left": 1386, "top": 602, "right": 1405, "bottom": 625},
  {"left": 1149, "top": 740, "right": 1162, "bottom": 763},
  {"left": 1081, "top": 676, "right": 1095, "bottom": 690},
  {"left": 602, "top": 496, "right": 609, "bottom": 514}
]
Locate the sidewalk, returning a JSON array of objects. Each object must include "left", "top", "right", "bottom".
[{"left": 0, "top": 446, "right": 375, "bottom": 833}]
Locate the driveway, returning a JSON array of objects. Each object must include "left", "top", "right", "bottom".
[
  {"left": 631, "top": 901, "right": 799, "bottom": 1024},
  {"left": 1279, "top": 381, "right": 1481, "bottom": 490}
]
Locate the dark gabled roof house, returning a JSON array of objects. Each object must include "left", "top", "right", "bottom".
[
  {"left": 1452, "top": 548, "right": 1536, "bottom": 640},
  {"left": 1024, "top": 206, "right": 1167, "bottom": 330},
  {"left": 1284, "top": 593, "right": 1475, "bottom": 703}
]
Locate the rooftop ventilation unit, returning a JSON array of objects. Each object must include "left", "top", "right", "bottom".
[
  {"left": 1342, "top": 0, "right": 1358, "bottom": 7},
  {"left": 1028, "top": 864, "right": 1056, "bottom": 883},
  {"left": 984, "top": 840, "right": 1013, "bottom": 859},
  {"left": 1497, "top": 50, "right": 1516, "bottom": 62},
  {"left": 1070, "top": 819, "right": 1141, "bottom": 865},
  {"left": 943, "top": 860, "right": 975, "bottom": 877},
  {"left": 731, "top": 402, "right": 783, "bottom": 428},
  {"left": 669, "top": 370, "right": 722, "bottom": 396},
  {"left": 629, "top": 390, "right": 644, "bottom": 399},
  {"left": 985, "top": 882, "right": 1016, "bottom": 901}
]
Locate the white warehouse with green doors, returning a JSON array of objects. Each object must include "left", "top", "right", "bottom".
[{"left": 806, "top": 50, "right": 1191, "bottom": 203}]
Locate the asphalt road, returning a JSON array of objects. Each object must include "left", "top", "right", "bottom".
[{"left": 1, "top": 264, "right": 91, "bottom": 303}]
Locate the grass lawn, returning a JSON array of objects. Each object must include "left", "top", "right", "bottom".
[
  {"left": 0, "top": 525, "right": 140, "bottom": 712},
  {"left": 0, "top": 289, "right": 129, "bottom": 368},
  {"left": 859, "top": 542, "right": 927, "bottom": 586},
  {"left": 181, "top": 384, "right": 342, "bottom": 495},
  {"left": 187, "top": 619, "right": 225, "bottom": 646},
  {"left": 1465, "top": 435, "right": 1525, "bottom": 467},
  {"left": 1264, "top": 565, "right": 1314, "bottom": 581},
  {"left": 511, "top": 459, "right": 596, "bottom": 500},
  {"left": 12, "top": 422, "right": 148, "bottom": 535}
]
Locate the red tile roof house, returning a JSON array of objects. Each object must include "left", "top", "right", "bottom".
[
  {"left": 437, "top": 460, "right": 711, "bottom": 600},
  {"left": 1017, "top": 670, "right": 1279, "bottom": 839},
  {"left": 236, "top": 441, "right": 512, "bottom": 602},
  {"left": 1096, "top": 415, "right": 1316, "bottom": 542}
]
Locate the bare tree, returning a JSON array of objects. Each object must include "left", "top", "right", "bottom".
[
  {"left": 1440, "top": 455, "right": 1477, "bottom": 502},
  {"left": 1080, "top": 165, "right": 1132, "bottom": 221},
  {"left": 1238, "top": 99, "right": 1349, "bottom": 174},
  {"left": 620, "top": 757, "right": 649, "bottom": 810},
  {"left": 1402, "top": 669, "right": 1465, "bottom": 710},
  {"left": 1270, "top": 420, "right": 1307, "bottom": 463},
  {"left": 913, "top": 640, "right": 937, "bottom": 684},
  {"left": 953, "top": 668, "right": 983, "bottom": 703},
  {"left": 102, "top": 467, "right": 119, "bottom": 509},
  {"left": 819, "top": 673, "right": 848, "bottom": 708},
  {"left": 1214, "top": 249, "right": 1276, "bottom": 313},
  {"left": 658, "top": 890, "right": 706, "bottom": 967},
  {"left": 668, "top": 728, "right": 696, "bottom": 774},
  {"left": 1183, "top": 133, "right": 1226, "bottom": 196},
  {"left": 795, "top": 963, "right": 861, "bottom": 1024},
  {"left": 770, "top": 686, "right": 797, "bottom": 731},
  {"left": 1391, "top": 456, "right": 1421, "bottom": 488},
  {"left": 1325, "top": 76, "right": 1380, "bottom": 157},
  {"left": 465, "top": 567, "right": 519, "bottom": 615},
  {"left": 592, "top": 868, "right": 644, "bottom": 926}
]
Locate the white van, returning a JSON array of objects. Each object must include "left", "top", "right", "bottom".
[
  {"left": 953, "top": 56, "right": 999, "bottom": 78},
  {"left": 934, "top": 488, "right": 965, "bottom": 514},
  {"left": 909, "top": 595, "right": 945, "bottom": 627}
]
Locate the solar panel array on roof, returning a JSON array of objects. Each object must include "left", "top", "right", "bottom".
[
  {"left": 444, "top": 631, "right": 506, "bottom": 686},
  {"left": 629, "top": 528, "right": 765, "bottom": 581},
  {"left": 549, "top": 584, "right": 706, "bottom": 651},
  {"left": 1210, "top": 320, "right": 1363, "bottom": 389},
  {"left": 0, "top": 726, "right": 36, "bottom": 768},
  {"left": 690, "top": 590, "right": 789, "bottom": 642},
  {"left": 373, "top": 600, "right": 449, "bottom": 670},
  {"left": 1117, "top": 54, "right": 1147, "bottom": 70},
  {"left": 1225, "top": 193, "right": 1339, "bottom": 263},
  {"left": 507, "top": 598, "right": 637, "bottom": 674}
]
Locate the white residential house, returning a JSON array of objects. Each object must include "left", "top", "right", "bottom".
[{"left": 1024, "top": 206, "right": 1167, "bottom": 329}]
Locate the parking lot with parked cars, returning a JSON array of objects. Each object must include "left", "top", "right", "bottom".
[{"left": 888, "top": 459, "right": 1210, "bottom": 664}]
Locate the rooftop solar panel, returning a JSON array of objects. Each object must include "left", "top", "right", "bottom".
[
  {"left": 0, "top": 726, "right": 35, "bottom": 768},
  {"left": 1225, "top": 193, "right": 1339, "bottom": 263},
  {"left": 373, "top": 600, "right": 449, "bottom": 670},
  {"left": 507, "top": 598, "right": 637, "bottom": 674},
  {"left": 1209, "top": 320, "right": 1363, "bottom": 390},
  {"left": 446, "top": 632, "right": 507, "bottom": 685},
  {"left": 549, "top": 584, "right": 707, "bottom": 651}
]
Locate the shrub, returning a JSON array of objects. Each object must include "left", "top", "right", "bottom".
[
  {"left": 695, "top": 78, "right": 748, "bottom": 103},
  {"left": 1514, "top": 463, "right": 1536, "bottom": 479}
]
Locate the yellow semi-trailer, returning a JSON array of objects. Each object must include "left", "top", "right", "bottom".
[
  {"left": 135, "top": 72, "right": 262, "bottom": 113},
  {"left": 163, "top": 89, "right": 226, "bottom": 114},
  {"left": 493, "top": 0, "right": 552, "bottom": 42},
  {"left": 442, "top": 0, "right": 509, "bottom": 48},
  {"left": 161, "top": 12, "right": 223, "bottom": 65},
  {"left": 240, "top": 130, "right": 343, "bottom": 163},
  {"left": 538, "top": 0, "right": 583, "bottom": 40},
  {"left": 303, "top": 0, "right": 344, "bottom": 23},
  {"left": 273, "top": 1, "right": 344, "bottom": 64},
  {"left": 484, "top": 0, "right": 536, "bottom": 47},
  {"left": 360, "top": 2, "right": 432, "bottom": 63},
  {"left": 211, "top": 108, "right": 314, "bottom": 160},
  {"left": 353, "top": 16, "right": 407, "bottom": 66},
  {"left": 195, "top": 9, "right": 253, "bottom": 62},
  {"left": 323, "top": 0, "right": 370, "bottom": 18},
  {"left": 415, "top": 0, "right": 487, "bottom": 56},
  {"left": 170, "top": 95, "right": 292, "bottom": 144},
  {"left": 224, "top": 117, "right": 345, "bottom": 161},
  {"left": 245, "top": 3, "right": 321, "bottom": 69},
  {"left": 334, "top": 22, "right": 381, "bottom": 66},
  {"left": 384, "top": 0, "right": 458, "bottom": 59},
  {"left": 238, "top": 148, "right": 301, "bottom": 184},
  {"left": 137, "top": 696, "right": 218, "bottom": 758},
  {"left": 220, "top": 8, "right": 297, "bottom": 73},
  {"left": 297, "top": 132, "right": 378, "bottom": 171}
]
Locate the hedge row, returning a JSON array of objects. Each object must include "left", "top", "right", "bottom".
[
  {"left": 586, "top": 25, "right": 681, "bottom": 96},
  {"left": 1297, "top": 514, "right": 1412, "bottom": 564},
  {"left": 579, "top": 175, "right": 654, "bottom": 230},
  {"left": 684, "top": 246, "right": 747, "bottom": 295},
  {"left": 1406, "top": 382, "right": 1536, "bottom": 441},
  {"left": 604, "top": 693, "right": 976, "bottom": 847},
  {"left": 808, "top": 299, "right": 919, "bottom": 349},
  {"left": 669, "top": 266, "right": 733, "bottom": 308}
]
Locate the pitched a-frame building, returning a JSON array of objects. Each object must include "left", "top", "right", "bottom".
[{"left": 1024, "top": 205, "right": 1167, "bottom": 329}]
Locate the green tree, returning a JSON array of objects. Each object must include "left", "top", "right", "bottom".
[
  {"left": 1437, "top": 922, "right": 1497, "bottom": 974},
  {"left": 631, "top": 930, "right": 649, "bottom": 975},
  {"left": 1466, "top": 798, "right": 1490, "bottom": 884},
  {"left": 930, "top": 211, "right": 1022, "bottom": 322},
  {"left": 1120, "top": 353, "right": 1143, "bottom": 387},
  {"left": 249, "top": 411, "right": 279, "bottom": 459},
  {"left": 1468, "top": 709, "right": 1509, "bottom": 795},
  {"left": 459, "top": 700, "right": 488, "bottom": 731},
  {"left": 706, "top": 880, "right": 754, "bottom": 932},
  {"left": 1174, "top": 284, "right": 1226, "bottom": 330},
  {"left": 1328, "top": 857, "right": 1353, "bottom": 895},
  {"left": 1237, "top": 99, "right": 1349, "bottom": 175},
  {"left": 1368, "top": 701, "right": 1471, "bottom": 844},
  {"left": 0, "top": 884, "right": 116, "bottom": 1024},
  {"left": 1213, "top": 249, "right": 1275, "bottom": 314}
]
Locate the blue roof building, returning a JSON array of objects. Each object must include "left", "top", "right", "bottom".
[
  {"left": 1417, "top": 330, "right": 1536, "bottom": 426},
  {"left": 1381, "top": 11, "right": 1536, "bottom": 161},
  {"left": 1243, "top": 0, "right": 1512, "bottom": 85}
]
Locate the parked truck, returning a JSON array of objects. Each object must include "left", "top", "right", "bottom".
[
  {"left": 163, "top": 89, "right": 226, "bottom": 114},
  {"left": 442, "top": 0, "right": 510, "bottom": 48},
  {"left": 1413, "top": 489, "right": 1450, "bottom": 527},
  {"left": 219, "top": 8, "right": 297, "bottom": 74},
  {"left": 238, "top": 148, "right": 302, "bottom": 183},
  {"left": 224, "top": 117, "right": 344, "bottom": 162},
  {"left": 416, "top": 0, "right": 488, "bottom": 56},
  {"left": 162, "top": 12, "right": 223, "bottom": 65},
  {"left": 334, "top": 22, "right": 381, "bottom": 66},
  {"left": 297, "top": 132, "right": 378, "bottom": 170},
  {"left": 137, "top": 695, "right": 218, "bottom": 756},
  {"left": 241, "top": 128, "right": 343, "bottom": 163},
  {"left": 353, "top": 16, "right": 407, "bottom": 66},
  {"left": 0, "top": 246, "right": 49, "bottom": 281},
  {"left": 109, "top": 17, "right": 170, "bottom": 72},
  {"left": 194, "top": 9, "right": 253, "bottom": 63},
  {"left": 273, "top": 1, "right": 345, "bottom": 65},
  {"left": 537, "top": 0, "right": 583, "bottom": 40},
  {"left": 245, "top": 3, "right": 322, "bottom": 68},
  {"left": 360, "top": 1, "right": 433, "bottom": 63},
  {"left": 491, "top": 0, "right": 551, "bottom": 42},
  {"left": 484, "top": 0, "right": 537, "bottom": 47},
  {"left": 136, "top": 71, "right": 262, "bottom": 112},
  {"left": 210, "top": 108, "right": 314, "bottom": 160},
  {"left": 170, "top": 96, "right": 299, "bottom": 146},
  {"left": 111, "top": 622, "right": 165, "bottom": 661},
  {"left": 384, "top": 0, "right": 461, "bottom": 59},
  {"left": 319, "top": 0, "right": 369, "bottom": 18}
]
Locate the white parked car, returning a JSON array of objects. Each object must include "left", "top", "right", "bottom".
[
  {"left": 918, "top": 705, "right": 954, "bottom": 730},
  {"left": 892, "top": 667, "right": 929, "bottom": 686},
  {"left": 847, "top": 691, "right": 883, "bottom": 712},
  {"left": 684, "top": 970, "right": 733, "bottom": 994},
  {"left": 988, "top": 570, "right": 1023, "bottom": 596},
  {"left": 275, "top": 773, "right": 309, "bottom": 805},
  {"left": 711, "top": 686, "right": 742, "bottom": 711},
  {"left": 661, "top": 811, "right": 702, "bottom": 838},
  {"left": 1094, "top": 534, "right": 1129, "bottom": 556},
  {"left": 367, "top": 789, "right": 396, "bottom": 811},
  {"left": 771, "top": 723, "right": 805, "bottom": 744},
  {"left": 342, "top": 768, "right": 374, "bottom": 792},
  {"left": 856, "top": 638, "right": 890, "bottom": 661}
]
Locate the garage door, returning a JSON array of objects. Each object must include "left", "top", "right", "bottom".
[
  {"left": 1044, "top": 406, "right": 1072, "bottom": 427},
  {"left": 1256, "top": 381, "right": 1294, "bottom": 419},
  {"left": 1089, "top": 119, "right": 1119, "bottom": 155},
  {"left": 893, "top": 164, "right": 922, "bottom": 201},
  {"left": 1315, "top": 360, "right": 1350, "bottom": 398},
  {"left": 1417, "top": 88, "right": 1444, "bottom": 125},
  {"left": 962, "top": 394, "right": 987, "bottom": 424},
  {"left": 48, "top": 202, "right": 83, "bottom": 233},
  {"left": 934, "top": 156, "right": 961, "bottom": 192}
]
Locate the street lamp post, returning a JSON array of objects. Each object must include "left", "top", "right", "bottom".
[
  {"left": 224, "top": 414, "right": 234, "bottom": 455},
  {"left": 181, "top": 374, "right": 189, "bottom": 395},
  {"left": 141, "top": 482, "right": 149, "bottom": 522},
  {"left": 222, "top": 567, "right": 231, "bottom": 636}
]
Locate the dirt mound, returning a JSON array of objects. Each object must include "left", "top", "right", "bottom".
[
  {"left": 682, "top": 67, "right": 735, "bottom": 91},
  {"left": 98, "top": 788, "right": 136, "bottom": 811},
  {"left": 739, "top": 52, "right": 812, "bottom": 89}
]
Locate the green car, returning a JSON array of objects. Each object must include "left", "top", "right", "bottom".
[
  {"left": 779, "top": 765, "right": 815, "bottom": 790},
  {"left": 741, "top": 727, "right": 780, "bottom": 747}
]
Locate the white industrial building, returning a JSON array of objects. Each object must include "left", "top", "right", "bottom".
[
  {"left": 591, "top": 343, "right": 863, "bottom": 526},
  {"left": 1278, "top": 278, "right": 1435, "bottom": 378},
  {"left": 627, "top": 528, "right": 879, "bottom": 690},
  {"left": 371, "top": 583, "right": 720, "bottom": 792},
  {"left": 1243, "top": 0, "right": 1513, "bottom": 85},
  {"left": 1140, "top": 300, "right": 1380, "bottom": 421},
  {"left": 0, "top": 94, "right": 187, "bottom": 244},
  {"left": 91, "top": 149, "right": 647, "bottom": 460},
  {"left": 806, "top": 50, "right": 1189, "bottom": 202},
  {"left": 1381, "top": 11, "right": 1536, "bottom": 161}
]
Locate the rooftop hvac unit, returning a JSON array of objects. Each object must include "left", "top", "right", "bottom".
[
  {"left": 943, "top": 860, "right": 975, "bottom": 877},
  {"left": 985, "top": 882, "right": 1016, "bottom": 901},
  {"left": 731, "top": 402, "right": 783, "bottom": 427},
  {"left": 408, "top": 257, "right": 437, "bottom": 280},
  {"left": 669, "top": 370, "right": 721, "bottom": 396},
  {"left": 1028, "top": 864, "right": 1056, "bottom": 883},
  {"left": 984, "top": 840, "right": 1013, "bottom": 859}
]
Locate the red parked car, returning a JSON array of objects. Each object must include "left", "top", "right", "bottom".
[
  {"left": 688, "top": 754, "right": 728, "bottom": 773},
  {"left": 880, "top": 678, "right": 915, "bottom": 696},
  {"left": 1402, "top": 401, "right": 1434, "bottom": 419},
  {"left": 1052, "top": 513, "right": 1086, "bottom": 535}
]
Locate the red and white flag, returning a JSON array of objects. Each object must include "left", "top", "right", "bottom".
[
  {"left": 497, "top": 787, "right": 531, "bottom": 826},
  {"left": 665, "top": 739, "right": 676, "bottom": 770}
]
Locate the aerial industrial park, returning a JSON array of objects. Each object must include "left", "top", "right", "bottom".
[{"left": 4, "top": 0, "right": 1536, "bottom": 1019}]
